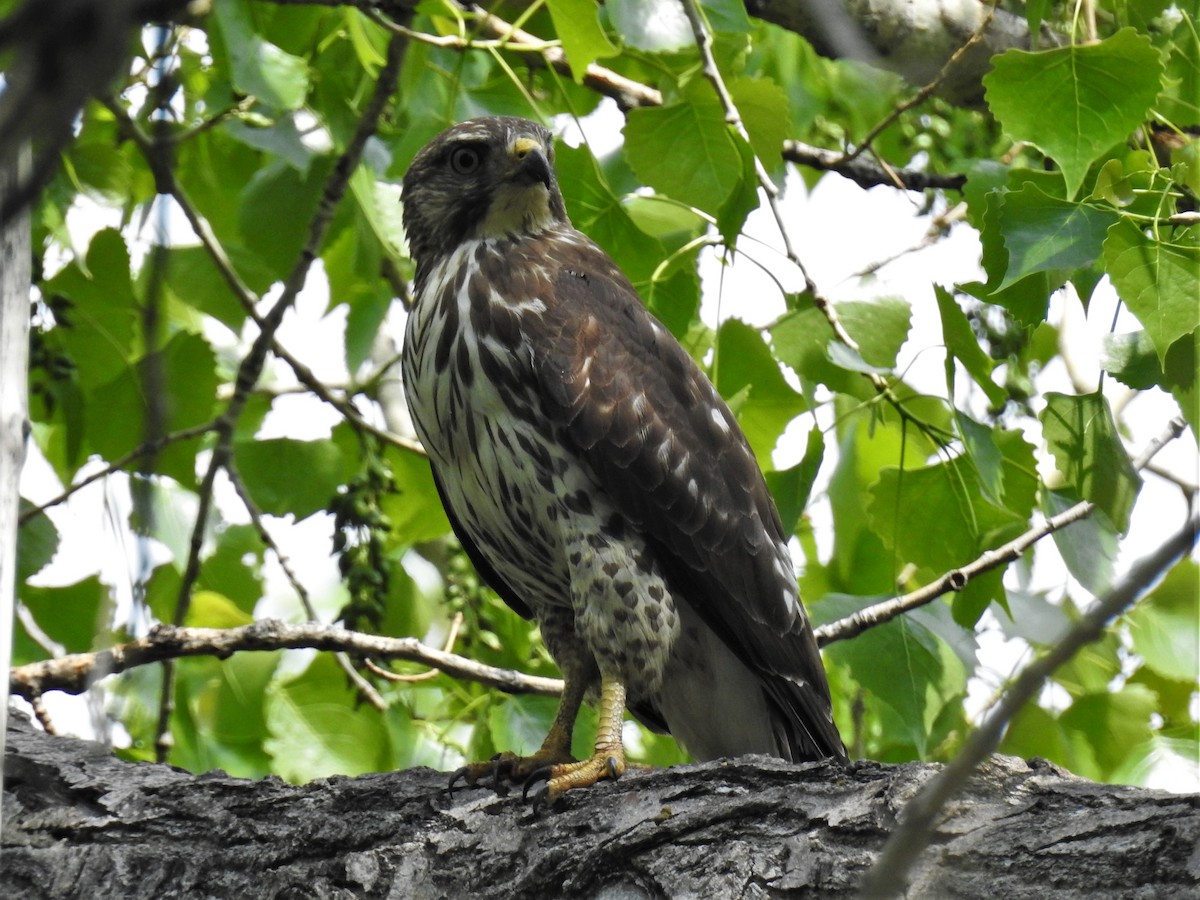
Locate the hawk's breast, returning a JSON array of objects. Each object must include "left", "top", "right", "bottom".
[{"left": 403, "top": 238, "right": 576, "bottom": 613}]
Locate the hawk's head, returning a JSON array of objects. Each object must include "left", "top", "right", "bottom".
[{"left": 401, "top": 117, "right": 569, "bottom": 282}]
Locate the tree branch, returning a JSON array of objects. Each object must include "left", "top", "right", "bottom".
[
  {"left": 5, "top": 712, "right": 1197, "bottom": 897},
  {"left": 8, "top": 620, "right": 564, "bottom": 700},
  {"left": 860, "top": 506, "right": 1200, "bottom": 898}
]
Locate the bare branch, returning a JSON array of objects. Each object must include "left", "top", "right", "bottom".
[
  {"left": 816, "top": 415, "right": 1188, "bottom": 646},
  {"left": 860, "top": 507, "right": 1200, "bottom": 898},
  {"left": 782, "top": 140, "right": 966, "bottom": 192},
  {"left": 8, "top": 619, "right": 564, "bottom": 700}
]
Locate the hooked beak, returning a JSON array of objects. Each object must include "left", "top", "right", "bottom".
[{"left": 510, "top": 137, "right": 553, "bottom": 190}]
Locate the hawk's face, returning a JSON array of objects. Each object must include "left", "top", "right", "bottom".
[{"left": 401, "top": 117, "right": 569, "bottom": 284}]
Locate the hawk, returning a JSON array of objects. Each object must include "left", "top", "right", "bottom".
[{"left": 401, "top": 116, "right": 845, "bottom": 805}]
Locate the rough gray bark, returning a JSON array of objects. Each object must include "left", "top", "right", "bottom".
[{"left": 3, "top": 713, "right": 1197, "bottom": 899}]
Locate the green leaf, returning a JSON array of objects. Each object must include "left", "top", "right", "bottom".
[
  {"left": 996, "top": 184, "right": 1118, "bottom": 288},
  {"left": 772, "top": 306, "right": 864, "bottom": 398},
  {"left": 1102, "top": 330, "right": 1168, "bottom": 390},
  {"left": 716, "top": 128, "right": 761, "bottom": 244},
  {"left": 1056, "top": 627, "right": 1121, "bottom": 697},
  {"left": 936, "top": 287, "right": 1007, "bottom": 409},
  {"left": 729, "top": 77, "right": 792, "bottom": 169},
  {"left": 625, "top": 88, "right": 744, "bottom": 218},
  {"left": 1158, "top": 15, "right": 1200, "bottom": 125},
  {"left": 234, "top": 437, "right": 354, "bottom": 520},
  {"left": 837, "top": 297, "right": 912, "bottom": 370},
  {"left": 983, "top": 29, "right": 1164, "bottom": 198},
  {"left": 165, "top": 246, "right": 253, "bottom": 333},
  {"left": 214, "top": 0, "right": 310, "bottom": 110},
  {"left": 1001, "top": 703, "right": 1071, "bottom": 768},
  {"left": 323, "top": 221, "right": 390, "bottom": 374},
  {"left": 17, "top": 501, "right": 59, "bottom": 582},
  {"left": 1126, "top": 560, "right": 1198, "bottom": 683},
  {"left": 1102, "top": 219, "right": 1200, "bottom": 366},
  {"left": 555, "top": 142, "right": 665, "bottom": 284},
  {"left": 45, "top": 228, "right": 137, "bottom": 388},
  {"left": 86, "top": 330, "right": 220, "bottom": 488},
  {"left": 264, "top": 654, "right": 391, "bottom": 781},
  {"left": 823, "top": 593, "right": 963, "bottom": 755},
  {"left": 21, "top": 577, "right": 109, "bottom": 654},
  {"left": 185, "top": 590, "right": 255, "bottom": 628},
  {"left": 701, "top": 0, "right": 754, "bottom": 33},
  {"left": 868, "top": 456, "right": 1025, "bottom": 576},
  {"left": 1060, "top": 685, "right": 1157, "bottom": 778},
  {"left": 715, "top": 319, "right": 806, "bottom": 465},
  {"left": 487, "top": 695, "right": 557, "bottom": 757},
  {"left": 765, "top": 426, "right": 825, "bottom": 536},
  {"left": 198, "top": 524, "right": 266, "bottom": 616},
  {"left": 1045, "top": 488, "right": 1117, "bottom": 596},
  {"left": 179, "top": 652, "right": 280, "bottom": 778},
  {"left": 238, "top": 156, "right": 334, "bottom": 280},
  {"left": 379, "top": 447, "right": 452, "bottom": 545},
  {"left": 547, "top": 0, "right": 618, "bottom": 81},
  {"left": 1040, "top": 392, "right": 1141, "bottom": 534}
]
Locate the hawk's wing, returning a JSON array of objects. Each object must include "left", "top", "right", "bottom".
[{"left": 530, "top": 236, "right": 845, "bottom": 761}]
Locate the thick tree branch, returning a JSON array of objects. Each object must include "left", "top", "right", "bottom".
[
  {"left": 8, "top": 620, "right": 564, "bottom": 701},
  {"left": 4, "top": 713, "right": 1197, "bottom": 898},
  {"left": 862, "top": 506, "right": 1200, "bottom": 897}
]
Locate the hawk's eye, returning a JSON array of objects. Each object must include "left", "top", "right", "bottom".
[{"left": 448, "top": 146, "right": 483, "bottom": 175}]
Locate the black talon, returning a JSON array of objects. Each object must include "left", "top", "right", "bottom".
[
  {"left": 522, "top": 765, "right": 554, "bottom": 801},
  {"left": 448, "top": 765, "right": 472, "bottom": 795},
  {"left": 530, "top": 783, "right": 551, "bottom": 815},
  {"left": 605, "top": 757, "right": 621, "bottom": 780}
]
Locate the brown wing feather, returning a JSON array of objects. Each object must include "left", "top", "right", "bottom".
[{"left": 531, "top": 236, "right": 845, "bottom": 760}]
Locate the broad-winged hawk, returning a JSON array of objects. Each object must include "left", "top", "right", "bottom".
[{"left": 401, "top": 116, "right": 845, "bottom": 805}]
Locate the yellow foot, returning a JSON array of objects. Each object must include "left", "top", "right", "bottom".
[
  {"left": 524, "top": 750, "right": 638, "bottom": 812},
  {"left": 448, "top": 748, "right": 576, "bottom": 797}
]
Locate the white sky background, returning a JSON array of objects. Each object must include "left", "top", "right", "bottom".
[{"left": 14, "top": 99, "right": 1199, "bottom": 790}]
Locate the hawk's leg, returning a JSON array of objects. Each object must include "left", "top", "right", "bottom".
[
  {"left": 449, "top": 671, "right": 587, "bottom": 794},
  {"left": 525, "top": 677, "right": 631, "bottom": 809}
]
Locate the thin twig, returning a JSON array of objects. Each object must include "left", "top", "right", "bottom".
[
  {"left": 9, "top": 619, "right": 564, "bottom": 700},
  {"left": 364, "top": 612, "right": 465, "bottom": 683},
  {"left": 17, "top": 421, "right": 216, "bottom": 526},
  {"left": 839, "top": 4, "right": 998, "bottom": 166},
  {"left": 858, "top": 507, "right": 1200, "bottom": 898},
  {"left": 816, "top": 415, "right": 1188, "bottom": 646}
]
